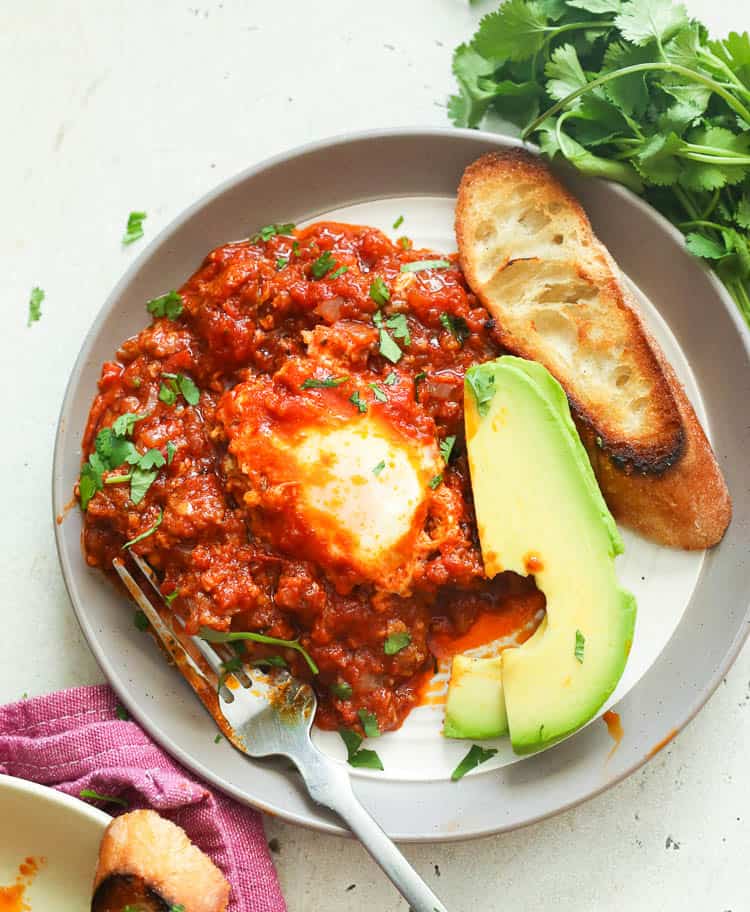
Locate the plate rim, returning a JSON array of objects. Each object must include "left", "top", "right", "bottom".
[
  {"left": 0, "top": 772, "right": 111, "bottom": 829},
  {"left": 52, "top": 126, "right": 750, "bottom": 842}
]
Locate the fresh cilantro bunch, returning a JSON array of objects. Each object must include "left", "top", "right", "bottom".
[{"left": 450, "top": 0, "right": 750, "bottom": 323}]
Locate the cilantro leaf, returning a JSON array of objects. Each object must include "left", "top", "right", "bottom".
[
  {"left": 176, "top": 374, "right": 200, "bottom": 405},
  {"left": 146, "top": 291, "right": 183, "bottom": 319},
  {"left": 276, "top": 257, "right": 289, "bottom": 270},
  {"left": 466, "top": 369, "right": 496, "bottom": 417},
  {"left": 112, "top": 412, "right": 148, "bottom": 438},
  {"left": 349, "top": 391, "right": 367, "bottom": 413},
  {"left": 373, "top": 460, "right": 386, "bottom": 476},
  {"left": 400, "top": 259, "right": 451, "bottom": 273},
  {"left": 474, "top": 0, "right": 551, "bottom": 63},
  {"left": 330, "top": 681, "right": 353, "bottom": 700},
  {"left": 311, "top": 250, "right": 336, "bottom": 279},
  {"left": 439, "top": 313, "right": 470, "bottom": 345},
  {"left": 385, "top": 313, "right": 411, "bottom": 345},
  {"left": 369, "top": 276, "right": 391, "bottom": 305},
  {"left": 122, "top": 211, "right": 146, "bottom": 245},
  {"left": 79, "top": 462, "right": 102, "bottom": 510},
  {"left": 329, "top": 265, "right": 348, "bottom": 280},
  {"left": 301, "top": 375, "right": 349, "bottom": 389},
  {"left": 384, "top": 371, "right": 398, "bottom": 386},
  {"left": 451, "top": 745, "right": 498, "bottom": 781},
  {"left": 129, "top": 468, "right": 157, "bottom": 505},
  {"left": 159, "top": 382, "right": 177, "bottom": 405},
  {"left": 115, "top": 704, "right": 129, "bottom": 721},
  {"left": 428, "top": 474, "right": 443, "bottom": 490},
  {"left": 378, "top": 329, "right": 403, "bottom": 364},
  {"left": 393, "top": 215, "right": 404, "bottom": 229},
  {"left": 79, "top": 788, "right": 128, "bottom": 807},
  {"left": 575, "top": 629, "right": 586, "bottom": 663},
  {"left": 138, "top": 448, "right": 166, "bottom": 470},
  {"left": 685, "top": 233, "right": 727, "bottom": 259},
  {"left": 339, "top": 729, "right": 384, "bottom": 770},
  {"left": 357, "top": 709, "right": 381, "bottom": 738},
  {"left": 614, "top": 0, "right": 688, "bottom": 47},
  {"left": 251, "top": 223, "right": 295, "bottom": 242},
  {"left": 384, "top": 632, "right": 411, "bottom": 655},
  {"left": 369, "top": 383, "right": 387, "bottom": 402},
  {"left": 133, "top": 610, "right": 150, "bottom": 631},
  {"left": 545, "top": 44, "right": 588, "bottom": 103},
  {"left": 439, "top": 435, "right": 456, "bottom": 464},
  {"left": 166, "top": 441, "right": 177, "bottom": 464},
  {"left": 27, "top": 287, "right": 44, "bottom": 326}
]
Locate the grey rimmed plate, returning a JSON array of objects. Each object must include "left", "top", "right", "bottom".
[{"left": 53, "top": 129, "right": 750, "bottom": 840}]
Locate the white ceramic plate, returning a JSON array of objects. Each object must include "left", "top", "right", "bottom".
[
  {"left": 53, "top": 129, "right": 750, "bottom": 840},
  {"left": 0, "top": 775, "right": 108, "bottom": 910}
]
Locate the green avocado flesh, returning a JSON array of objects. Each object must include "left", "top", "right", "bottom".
[
  {"left": 462, "top": 355, "right": 637, "bottom": 755},
  {"left": 444, "top": 655, "right": 508, "bottom": 740}
]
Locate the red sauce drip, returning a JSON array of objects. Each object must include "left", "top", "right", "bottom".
[
  {"left": 602, "top": 710, "right": 624, "bottom": 759},
  {"left": 0, "top": 858, "right": 44, "bottom": 912}
]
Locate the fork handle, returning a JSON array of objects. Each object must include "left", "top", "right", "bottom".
[{"left": 292, "top": 742, "right": 448, "bottom": 912}]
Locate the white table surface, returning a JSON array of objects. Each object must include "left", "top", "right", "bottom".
[{"left": 2, "top": 1, "right": 748, "bottom": 909}]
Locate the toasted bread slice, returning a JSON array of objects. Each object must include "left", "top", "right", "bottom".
[
  {"left": 91, "top": 810, "right": 230, "bottom": 912},
  {"left": 456, "top": 150, "right": 730, "bottom": 549}
]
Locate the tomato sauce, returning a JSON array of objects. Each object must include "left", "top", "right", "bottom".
[{"left": 80, "top": 222, "right": 545, "bottom": 735}]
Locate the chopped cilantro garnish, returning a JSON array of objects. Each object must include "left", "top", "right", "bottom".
[
  {"left": 369, "top": 383, "right": 387, "bottom": 402},
  {"left": 414, "top": 371, "right": 427, "bottom": 401},
  {"left": 357, "top": 709, "right": 380, "bottom": 738},
  {"left": 398, "top": 236, "right": 412, "bottom": 250},
  {"left": 198, "top": 627, "right": 319, "bottom": 675},
  {"left": 401, "top": 259, "right": 451, "bottom": 273},
  {"left": 164, "top": 589, "right": 179, "bottom": 605},
  {"left": 575, "top": 629, "right": 585, "bottom": 664},
  {"left": 79, "top": 788, "right": 129, "bottom": 807},
  {"left": 439, "top": 312, "right": 470, "bottom": 345},
  {"left": 349, "top": 391, "right": 367, "bottom": 413},
  {"left": 439, "top": 435, "right": 456, "bottom": 464},
  {"left": 301, "top": 375, "right": 348, "bottom": 389},
  {"left": 122, "top": 211, "right": 147, "bottom": 245},
  {"left": 292, "top": 241, "right": 300, "bottom": 256},
  {"left": 115, "top": 704, "right": 129, "bottom": 721},
  {"left": 138, "top": 448, "right": 165, "bottom": 470},
  {"left": 104, "top": 473, "right": 132, "bottom": 485},
  {"left": 122, "top": 510, "right": 163, "bottom": 550},
  {"left": 214, "top": 733, "right": 223, "bottom": 744},
  {"left": 384, "top": 371, "right": 398, "bottom": 386},
  {"left": 311, "top": 250, "right": 337, "bottom": 279},
  {"left": 384, "top": 632, "right": 411, "bottom": 655},
  {"left": 133, "top": 610, "right": 150, "bottom": 632},
  {"left": 276, "top": 257, "right": 289, "bottom": 270},
  {"left": 373, "top": 460, "right": 386, "bottom": 476},
  {"left": 27, "top": 287, "right": 44, "bottom": 326},
  {"left": 339, "top": 729, "right": 384, "bottom": 770},
  {"left": 112, "top": 411, "right": 149, "bottom": 438},
  {"left": 392, "top": 215, "right": 404, "bottom": 229},
  {"left": 330, "top": 681, "right": 353, "bottom": 700},
  {"left": 451, "top": 745, "right": 498, "bottom": 782},
  {"left": 159, "top": 373, "right": 200, "bottom": 406},
  {"left": 78, "top": 463, "right": 102, "bottom": 511},
  {"left": 428, "top": 474, "right": 443, "bottom": 490},
  {"left": 146, "top": 291, "right": 183, "bottom": 319},
  {"left": 166, "top": 441, "right": 176, "bottom": 465},
  {"left": 378, "top": 328, "right": 402, "bottom": 364},
  {"left": 329, "top": 265, "right": 349, "bottom": 280},
  {"left": 466, "top": 369, "right": 496, "bottom": 417},
  {"left": 369, "top": 276, "right": 390, "bottom": 305},
  {"left": 251, "top": 223, "right": 295, "bottom": 242},
  {"left": 385, "top": 313, "right": 410, "bottom": 346}
]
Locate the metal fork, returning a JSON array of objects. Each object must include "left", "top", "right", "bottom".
[{"left": 113, "top": 554, "right": 448, "bottom": 912}]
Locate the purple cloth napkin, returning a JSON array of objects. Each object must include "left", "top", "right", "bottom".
[{"left": 0, "top": 685, "right": 286, "bottom": 912}]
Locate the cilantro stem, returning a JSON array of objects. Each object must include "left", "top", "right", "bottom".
[
  {"left": 523, "top": 63, "right": 750, "bottom": 143},
  {"left": 198, "top": 627, "right": 319, "bottom": 675},
  {"left": 678, "top": 219, "right": 728, "bottom": 233},
  {"left": 701, "top": 188, "right": 721, "bottom": 219},
  {"left": 105, "top": 473, "right": 133, "bottom": 484}
]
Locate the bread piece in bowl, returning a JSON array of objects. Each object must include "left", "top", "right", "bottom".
[{"left": 91, "top": 810, "right": 230, "bottom": 912}]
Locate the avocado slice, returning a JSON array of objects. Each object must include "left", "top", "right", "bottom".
[
  {"left": 444, "top": 655, "right": 508, "bottom": 740},
  {"left": 464, "top": 356, "right": 636, "bottom": 755}
]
